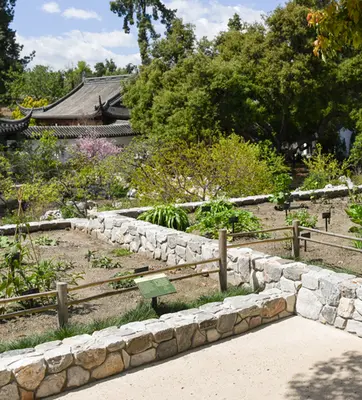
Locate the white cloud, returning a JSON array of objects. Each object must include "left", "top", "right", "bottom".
[
  {"left": 17, "top": 31, "right": 140, "bottom": 70},
  {"left": 165, "top": 0, "right": 264, "bottom": 38},
  {"left": 41, "top": 1, "right": 60, "bottom": 14},
  {"left": 62, "top": 7, "right": 102, "bottom": 21}
]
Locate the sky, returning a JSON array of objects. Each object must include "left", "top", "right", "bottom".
[{"left": 12, "top": 0, "right": 284, "bottom": 71}]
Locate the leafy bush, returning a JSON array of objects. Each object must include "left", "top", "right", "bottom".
[
  {"left": 345, "top": 203, "right": 362, "bottom": 248},
  {"left": 0, "top": 238, "right": 83, "bottom": 306},
  {"left": 129, "top": 135, "right": 283, "bottom": 204},
  {"left": 285, "top": 209, "right": 318, "bottom": 228},
  {"left": 302, "top": 144, "right": 348, "bottom": 190},
  {"left": 194, "top": 199, "right": 233, "bottom": 221},
  {"left": 269, "top": 174, "right": 292, "bottom": 208},
  {"left": 346, "top": 203, "right": 362, "bottom": 226},
  {"left": 189, "top": 206, "right": 262, "bottom": 239},
  {"left": 138, "top": 205, "right": 189, "bottom": 231},
  {"left": 109, "top": 271, "right": 136, "bottom": 289}
]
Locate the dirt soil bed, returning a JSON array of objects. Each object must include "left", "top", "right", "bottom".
[
  {"left": 234, "top": 197, "right": 362, "bottom": 276},
  {"left": 0, "top": 230, "right": 219, "bottom": 341}
]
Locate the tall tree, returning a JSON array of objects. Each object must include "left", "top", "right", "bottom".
[
  {"left": 123, "top": 1, "right": 353, "bottom": 152},
  {"left": 110, "top": 0, "right": 176, "bottom": 65},
  {"left": 0, "top": 0, "right": 33, "bottom": 100},
  {"left": 227, "top": 13, "right": 244, "bottom": 31},
  {"left": 6, "top": 65, "right": 65, "bottom": 102}
]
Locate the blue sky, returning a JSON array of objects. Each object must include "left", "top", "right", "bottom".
[{"left": 13, "top": 0, "right": 285, "bottom": 70}]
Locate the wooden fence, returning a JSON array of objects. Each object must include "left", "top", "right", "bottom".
[
  {"left": 3, "top": 221, "right": 361, "bottom": 327},
  {"left": 0, "top": 230, "right": 228, "bottom": 327}
]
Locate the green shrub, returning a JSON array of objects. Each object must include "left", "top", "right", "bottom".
[
  {"left": 109, "top": 271, "right": 136, "bottom": 289},
  {"left": 346, "top": 203, "right": 362, "bottom": 225},
  {"left": 194, "top": 199, "right": 233, "bottom": 221},
  {"left": 285, "top": 209, "right": 318, "bottom": 228},
  {"left": 269, "top": 174, "right": 292, "bottom": 207},
  {"left": 138, "top": 205, "right": 189, "bottom": 231},
  {"left": 189, "top": 206, "right": 262, "bottom": 239},
  {"left": 302, "top": 144, "right": 348, "bottom": 190}
]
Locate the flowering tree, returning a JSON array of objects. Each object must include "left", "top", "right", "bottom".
[{"left": 75, "top": 132, "right": 122, "bottom": 160}]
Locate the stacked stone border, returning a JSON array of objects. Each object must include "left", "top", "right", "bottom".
[
  {"left": 1, "top": 186, "right": 362, "bottom": 398},
  {"left": 70, "top": 212, "right": 362, "bottom": 339},
  {"left": 0, "top": 290, "right": 295, "bottom": 399}
]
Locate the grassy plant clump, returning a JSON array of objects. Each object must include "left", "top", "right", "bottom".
[
  {"left": 285, "top": 209, "right": 318, "bottom": 228},
  {"left": 0, "top": 286, "right": 249, "bottom": 353},
  {"left": 112, "top": 248, "right": 132, "bottom": 257},
  {"left": 189, "top": 201, "right": 262, "bottom": 239},
  {"left": 138, "top": 204, "right": 189, "bottom": 231}
]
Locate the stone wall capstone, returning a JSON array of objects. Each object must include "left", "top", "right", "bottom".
[{"left": 0, "top": 290, "right": 294, "bottom": 399}]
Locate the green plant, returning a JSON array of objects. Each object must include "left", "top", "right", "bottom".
[
  {"left": 346, "top": 203, "right": 362, "bottom": 226},
  {"left": 269, "top": 173, "right": 292, "bottom": 208},
  {"left": 285, "top": 209, "right": 318, "bottom": 228},
  {"left": 109, "top": 271, "right": 136, "bottom": 289},
  {"left": 0, "top": 236, "right": 13, "bottom": 249},
  {"left": 112, "top": 248, "right": 132, "bottom": 257},
  {"left": 302, "top": 144, "right": 348, "bottom": 190},
  {"left": 194, "top": 199, "right": 233, "bottom": 222},
  {"left": 346, "top": 203, "right": 362, "bottom": 248},
  {"left": 34, "top": 236, "right": 58, "bottom": 246},
  {"left": 138, "top": 205, "right": 190, "bottom": 231},
  {"left": 59, "top": 205, "right": 80, "bottom": 219},
  {"left": 91, "top": 255, "right": 120, "bottom": 269},
  {"left": 188, "top": 206, "right": 262, "bottom": 239}
]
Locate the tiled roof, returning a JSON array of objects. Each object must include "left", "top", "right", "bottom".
[
  {"left": 0, "top": 113, "right": 32, "bottom": 134},
  {"left": 22, "top": 121, "right": 136, "bottom": 139},
  {"left": 19, "top": 75, "right": 131, "bottom": 120}
]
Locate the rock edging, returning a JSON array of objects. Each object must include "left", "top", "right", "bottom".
[{"left": 0, "top": 290, "right": 294, "bottom": 399}]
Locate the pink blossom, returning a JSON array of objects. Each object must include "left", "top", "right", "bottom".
[{"left": 75, "top": 130, "right": 122, "bottom": 160}]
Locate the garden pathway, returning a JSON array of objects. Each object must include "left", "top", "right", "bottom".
[{"left": 52, "top": 316, "right": 362, "bottom": 400}]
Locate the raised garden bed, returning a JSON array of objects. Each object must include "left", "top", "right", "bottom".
[{"left": 0, "top": 229, "right": 219, "bottom": 341}]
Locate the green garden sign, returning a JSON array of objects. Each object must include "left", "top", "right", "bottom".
[{"left": 135, "top": 273, "right": 176, "bottom": 307}]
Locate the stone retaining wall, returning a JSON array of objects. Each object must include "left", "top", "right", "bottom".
[
  {"left": 70, "top": 212, "right": 362, "bottom": 340},
  {"left": 0, "top": 290, "right": 295, "bottom": 399},
  {"left": 115, "top": 184, "right": 362, "bottom": 218},
  {"left": 0, "top": 220, "right": 71, "bottom": 236}
]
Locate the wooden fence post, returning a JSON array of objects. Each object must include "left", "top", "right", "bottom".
[
  {"left": 218, "top": 229, "right": 228, "bottom": 292},
  {"left": 57, "top": 282, "right": 68, "bottom": 328},
  {"left": 292, "top": 220, "right": 300, "bottom": 259}
]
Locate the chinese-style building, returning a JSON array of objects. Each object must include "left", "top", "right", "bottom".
[{"left": 0, "top": 74, "right": 137, "bottom": 147}]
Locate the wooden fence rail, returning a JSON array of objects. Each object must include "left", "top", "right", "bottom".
[
  {"left": 229, "top": 226, "right": 292, "bottom": 238},
  {"left": 0, "top": 231, "right": 227, "bottom": 327}
]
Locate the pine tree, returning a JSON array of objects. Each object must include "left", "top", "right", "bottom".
[{"left": 0, "top": 0, "right": 33, "bottom": 100}]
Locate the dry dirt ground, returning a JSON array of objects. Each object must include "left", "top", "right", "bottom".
[
  {"left": 0, "top": 229, "right": 219, "bottom": 341},
  {"left": 235, "top": 197, "right": 362, "bottom": 276}
]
